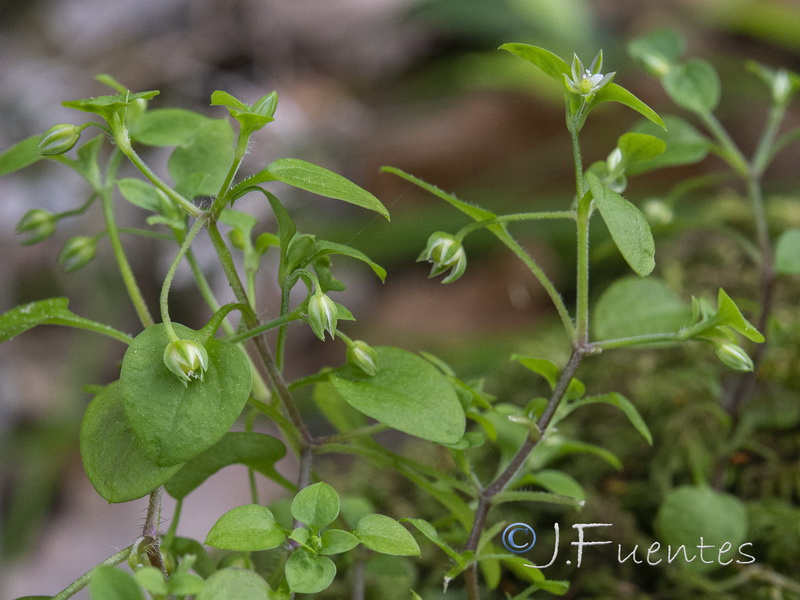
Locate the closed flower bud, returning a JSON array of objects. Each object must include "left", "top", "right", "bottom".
[
  {"left": 418, "top": 232, "right": 467, "bottom": 283},
  {"left": 714, "top": 342, "right": 754, "bottom": 372},
  {"left": 59, "top": 236, "right": 97, "bottom": 272},
  {"left": 308, "top": 291, "right": 338, "bottom": 340},
  {"left": 38, "top": 124, "right": 81, "bottom": 156},
  {"left": 163, "top": 339, "right": 209, "bottom": 386},
  {"left": 16, "top": 209, "right": 57, "bottom": 245},
  {"left": 347, "top": 340, "right": 378, "bottom": 376}
]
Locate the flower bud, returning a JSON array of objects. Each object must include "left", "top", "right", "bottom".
[
  {"left": 643, "top": 198, "right": 673, "bottom": 225},
  {"left": 308, "top": 291, "right": 338, "bottom": 340},
  {"left": 38, "top": 124, "right": 81, "bottom": 156},
  {"left": 16, "top": 208, "right": 57, "bottom": 245},
  {"left": 418, "top": 232, "right": 467, "bottom": 283},
  {"left": 163, "top": 339, "right": 209, "bottom": 386},
  {"left": 714, "top": 342, "right": 754, "bottom": 372},
  {"left": 58, "top": 236, "right": 97, "bottom": 272},
  {"left": 772, "top": 68, "right": 792, "bottom": 106},
  {"left": 347, "top": 340, "right": 378, "bottom": 376}
]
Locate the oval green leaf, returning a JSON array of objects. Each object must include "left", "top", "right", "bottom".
[
  {"left": 285, "top": 549, "right": 336, "bottom": 594},
  {"left": 320, "top": 529, "right": 360, "bottom": 555},
  {"left": 120, "top": 323, "right": 252, "bottom": 466},
  {"left": 655, "top": 486, "right": 748, "bottom": 573},
  {"left": 80, "top": 382, "right": 184, "bottom": 503},
  {"left": 291, "top": 481, "right": 340, "bottom": 528},
  {"left": 593, "top": 276, "right": 691, "bottom": 340},
  {"left": 165, "top": 432, "right": 287, "bottom": 499},
  {"left": 775, "top": 228, "right": 800, "bottom": 275},
  {"left": 168, "top": 118, "right": 234, "bottom": 198},
  {"left": 354, "top": 514, "right": 420, "bottom": 556},
  {"left": 196, "top": 568, "right": 270, "bottom": 600},
  {"left": 330, "top": 346, "right": 466, "bottom": 444},
  {"left": 663, "top": 59, "right": 720, "bottom": 114},
  {"left": 205, "top": 505, "right": 286, "bottom": 551},
  {"left": 587, "top": 173, "right": 655, "bottom": 277},
  {"left": 88, "top": 566, "right": 145, "bottom": 600}
]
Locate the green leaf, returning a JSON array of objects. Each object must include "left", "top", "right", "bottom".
[
  {"left": 628, "top": 29, "right": 685, "bottom": 76},
  {"left": 196, "top": 568, "right": 270, "bottom": 600},
  {"left": 165, "top": 432, "right": 288, "bottom": 499},
  {"left": 330, "top": 346, "right": 466, "bottom": 444},
  {"left": 587, "top": 173, "right": 655, "bottom": 276},
  {"left": 168, "top": 118, "right": 234, "bottom": 198},
  {"left": 320, "top": 529, "right": 360, "bottom": 555},
  {"left": 0, "top": 135, "right": 43, "bottom": 176},
  {"left": 593, "top": 277, "right": 691, "bottom": 340},
  {"left": 499, "top": 43, "right": 570, "bottom": 81},
  {"left": 134, "top": 567, "right": 168, "bottom": 595},
  {"left": 617, "top": 133, "right": 666, "bottom": 168},
  {"left": 554, "top": 392, "right": 653, "bottom": 445},
  {"left": 313, "top": 240, "right": 387, "bottom": 282},
  {"left": 63, "top": 91, "right": 160, "bottom": 122},
  {"left": 630, "top": 115, "right": 711, "bottom": 172},
  {"left": 590, "top": 83, "right": 666, "bottom": 130},
  {"left": 169, "top": 537, "right": 216, "bottom": 578},
  {"left": 491, "top": 489, "right": 582, "bottom": 508},
  {"left": 354, "top": 514, "right": 420, "bottom": 556},
  {"left": 291, "top": 481, "right": 340, "bottom": 528},
  {"left": 381, "top": 166, "right": 495, "bottom": 222},
  {"left": 775, "top": 228, "right": 800, "bottom": 275},
  {"left": 127, "top": 108, "right": 211, "bottom": 147},
  {"left": 89, "top": 566, "right": 145, "bottom": 600},
  {"left": 210, "top": 90, "right": 249, "bottom": 112},
  {"left": 403, "top": 518, "right": 462, "bottom": 561},
  {"left": 205, "top": 504, "right": 287, "bottom": 551},
  {"left": 80, "top": 382, "right": 184, "bottom": 503},
  {"left": 655, "top": 486, "right": 748, "bottom": 573},
  {"left": 119, "top": 323, "right": 252, "bottom": 466},
  {"left": 264, "top": 158, "right": 389, "bottom": 219},
  {"left": 0, "top": 298, "right": 133, "bottom": 345},
  {"left": 117, "top": 178, "right": 166, "bottom": 212},
  {"left": 527, "top": 469, "right": 586, "bottom": 501},
  {"left": 285, "top": 549, "right": 336, "bottom": 594},
  {"left": 510, "top": 355, "right": 559, "bottom": 390},
  {"left": 716, "top": 289, "right": 764, "bottom": 343},
  {"left": 663, "top": 59, "right": 721, "bottom": 114}
]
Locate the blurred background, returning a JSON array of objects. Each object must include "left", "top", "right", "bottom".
[{"left": 2, "top": 0, "right": 800, "bottom": 598}]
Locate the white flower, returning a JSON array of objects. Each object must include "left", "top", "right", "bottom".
[
  {"left": 163, "top": 339, "right": 209, "bottom": 386},
  {"left": 563, "top": 51, "right": 615, "bottom": 100}
]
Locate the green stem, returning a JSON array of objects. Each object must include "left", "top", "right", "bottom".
[
  {"left": 112, "top": 127, "right": 202, "bottom": 219},
  {"left": 697, "top": 111, "right": 749, "bottom": 176},
  {"left": 210, "top": 129, "right": 251, "bottom": 215},
  {"left": 569, "top": 120, "right": 585, "bottom": 200},
  {"left": 47, "top": 317, "right": 134, "bottom": 345},
  {"left": 50, "top": 544, "right": 134, "bottom": 600},
  {"left": 98, "top": 170, "right": 154, "bottom": 328},
  {"left": 160, "top": 217, "right": 207, "bottom": 341},
  {"left": 456, "top": 211, "right": 575, "bottom": 238},
  {"left": 162, "top": 498, "right": 183, "bottom": 550},
  {"left": 207, "top": 221, "right": 313, "bottom": 444},
  {"left": 226, "top": 311, "right": 301, "bottom": 344},
  {"left": 575, "top": 193, "right": 591, "bottom": 346}
]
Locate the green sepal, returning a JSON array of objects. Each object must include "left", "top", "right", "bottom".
[{"left": 63, "top": 90, "right": 159, "bottom": 122}]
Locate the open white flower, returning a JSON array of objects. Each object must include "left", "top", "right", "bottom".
[{"left": 563, "top": 51, "right": 615, "bottom": 100}]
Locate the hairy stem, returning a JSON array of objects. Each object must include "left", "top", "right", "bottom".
[
  {"left": 463, "top": 349, "right": 585, "bottom": 600},
  {"left": 50, "top": 543, "right": 134, "bottom": 600}
]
